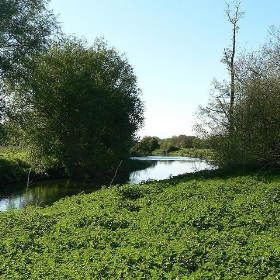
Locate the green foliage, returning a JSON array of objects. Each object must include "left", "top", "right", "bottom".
[
  {"left": 164, "top": 148, "right": 214, "bottom": 159},
  {"left": 4, "top": 38, "right": 144, "bottom": 178},
  {"left": 0, "top": 0, "right": 60, "bottom": 146},
  {"left": 159, "top": 135, "right": 196, "bottom": 151},
  {"left": 1, "top": 172, "right": 280, "bottom": 278},
  {"left": 195, "top": 22, "right": 280, "bottom": 169},
  {"left": 0, "top": 0, "right": 60, "bottom": 78},
  {"left": 133, "top": 135, "right": 213, "bottom": 159},
  {"left": 230, "top": 48, "right": 280, "bottom": 167},
  {"left": 0, "top": 155, "right": 29, "bottom": 182},
  {"left": 132, "top": 135, "right": 204, "bottom": 156},
  {"left": 0, "top": 151, "right": 54, "bottom": 182},
  {"left": 131, "top": 136, "right": 159, "bottom": 155}
]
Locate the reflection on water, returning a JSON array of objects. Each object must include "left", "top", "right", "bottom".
[
  {"left": 0, "top": 180, "right": 102, "bottom": 211},
  {"left": 0, "top": 156, "right": 215, "bottom": 211},
  {"left": 129, "top": 156, "right": 214, "bottom": 184}
]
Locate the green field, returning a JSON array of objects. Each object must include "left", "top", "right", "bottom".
[{"left": 1, "top": 170, "right": 280, "bottom": 279}]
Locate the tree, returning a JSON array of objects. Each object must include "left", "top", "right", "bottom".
[
  {"left": 223, "top": 1, "right": 244, "bottom": 131},
  {"left": 196, "top": 9, "right": 280, "bottom": 169},
  {"left": 130, "top": 136, "right": 159, "bottom": 155},
  {"left": 0, "top": 0, "right": 60, "bottom": 137},
  {"left": 195, "top": 1, "right": 244, "bottom": 167},
  {"left": 0, "top": 0, "right": 60, "bottom": 79},
  {"left": 4, "top": 37, "right": 145, "bottom": 178},
  {"left": 231, "top": 27, "right": 280, "bottom": 167},
  {"left": 158, "top": 138, "right": 179, "bottom": 153},
  {"left": 232, "top": 80, "right": 280, "bottom": 167}
]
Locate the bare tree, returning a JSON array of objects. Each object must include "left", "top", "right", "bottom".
[
  {"left": 194, "top": 1, "right": 244, "bottom": 167},
  {"left": 223, "top": 1, "right": 244, "bottom": 131}
]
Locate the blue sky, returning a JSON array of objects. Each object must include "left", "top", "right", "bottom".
[{"left": 49, "top": 0, "right": 280, "bottom": 139}]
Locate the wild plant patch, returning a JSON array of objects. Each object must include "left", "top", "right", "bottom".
[{"left": 1, "top": 175, "right": 280, "bottom": 279}]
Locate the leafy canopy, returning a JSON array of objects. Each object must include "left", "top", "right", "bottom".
[
  {"left": 0, "top": 0, "right": 60, "bottom": 78},
  {"left": 5, "top": 37, "right": 145, "bottom": 178},
  {"left": 195, "top": 3, "right": 280, "bottom": 168}
]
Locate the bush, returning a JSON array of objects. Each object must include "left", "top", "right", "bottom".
[{"left": 0, "top": 156, "right": 30, "bottom": 182}]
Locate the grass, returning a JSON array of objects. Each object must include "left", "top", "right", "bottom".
[
  {"left": 1, "top": 169, "right": 280, "bottom": 279},
  {"left": 171, "top": 148, "right": 214, "bottom": 159},
  {"left": 153, "top": 148, "right": 214, "bottom": 160}
]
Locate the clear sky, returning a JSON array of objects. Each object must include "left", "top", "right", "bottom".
[{"left": 48, "top": 0, "right": 280, "bottom": 139}]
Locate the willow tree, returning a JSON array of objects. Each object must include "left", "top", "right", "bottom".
[
  {"left": 0, "top": 0, "right": 60, "bottom": 78},
  {"left": 4, "top": 38, "right": 145, "bottom": 178},
  {"left": 0, "top": 0, "right": 60, "bottom": 140}
]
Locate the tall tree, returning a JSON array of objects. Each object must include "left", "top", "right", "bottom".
[
  {"left": 222, "top": 1, "right": 244, "bottom": 132},
  {"left": 0, "top": 0, "right": 60, "bottom": 79},
  {"left": 4, "top": 38, "right": 145, "bottom": 178},
  {"left": 195, "top": 1, "right": 244, "bottom": 167},
  {"left": 0, "top": 0, "right": 60, "bottom": 136}
]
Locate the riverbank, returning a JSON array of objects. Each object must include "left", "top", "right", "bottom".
[
  {"left": 0, "top": 156, "right": 211, "bottom": 210},
  {"left": 0, "top": 148, "right": 211, "bottom": 184},
  {"left": 0, "top": 151, "right": 153, "bottom": 184},
  {"left": 1, "top": 168, "right": 280, "bottom": 278},
  {"left": 167, "top": 148, "right": 214, "bottom": 159},
  {"left": 152, "top": 148, "right": 214, "bottom": 160}
]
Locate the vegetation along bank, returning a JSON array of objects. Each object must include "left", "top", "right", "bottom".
[
  {"left": 1, "top": 1, "right": 280, "bottom": 278},
  {"left": 1, "top": 169, "right": 280, "bottom": 279}
]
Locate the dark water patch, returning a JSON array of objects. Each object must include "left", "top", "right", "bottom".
[{"left": 0, "top": 156, "right": 215, "bottom": 211}]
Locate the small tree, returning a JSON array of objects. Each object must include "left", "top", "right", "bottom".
[
  {"left": 130, "top": 136, "right": 159, "bottom": 155},
  {"left": 231, "top": 28, "right": 280, "bottom": 167},
  {"left": 196, "top": 17, "right": 280, "bottom": 169}
]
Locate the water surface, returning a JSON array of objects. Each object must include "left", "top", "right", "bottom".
[
  {"left": 129, "top": 156, "right": 213, "bottom": 183},
  {"left": 0, "top": 156, "right": 214, "bottom": 211}
]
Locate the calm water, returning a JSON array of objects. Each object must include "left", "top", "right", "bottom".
[
  {"left": 129, "top": 156, "right": 214, "bottom": 183},
  {"left": 0, "top": 156, "right": 214, "bottom": 211}
]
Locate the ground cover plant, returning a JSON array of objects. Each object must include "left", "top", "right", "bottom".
[{"left": 1, "top": 171, "right": 280, "bottom": 279}]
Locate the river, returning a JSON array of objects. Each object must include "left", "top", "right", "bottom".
[
  {"left": 129, "top": 156, "right": 213, "bottom": 183},
  {"left": 0, "top": 156, "right": 214, "bottom": 211}
]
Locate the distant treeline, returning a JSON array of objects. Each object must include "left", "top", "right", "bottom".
[{"left": 131, "top": 135, "right": 208, "bottom": 156}]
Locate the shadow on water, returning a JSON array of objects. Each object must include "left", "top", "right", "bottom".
[
  {"left": 0, "top": 181, "right": 98, "bottom": 211},
  {"left": 0, "top": 173, "right": 129, "bottom": 211},
  {"left": 0, "top": 156, "right": 215, "bottom": 211}
]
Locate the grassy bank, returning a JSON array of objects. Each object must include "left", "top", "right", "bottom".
[
  {"left": 1, "top": 170, "right": 280, "bottom": 279},
  {"left": 153, "top": 148, "right": 214, "bottom": 160},
  {"left": 0, "top": 151, "right": 63, "bottom": 183},
  {"left": 169, "top": 148, "right": 214, "bottom": 159},
  {"left": 0, "top": 150, "right": 152, "bottom": 184},
  {"left": 0, "top": 152, "right": 30, "bottom": 182}
]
